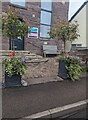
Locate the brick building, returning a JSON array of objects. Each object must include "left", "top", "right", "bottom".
[{"left": 2, "top": 1, "right": 69, "bottom": 54}]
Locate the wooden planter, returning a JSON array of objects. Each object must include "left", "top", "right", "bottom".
[
  {"left": 58, "top": 60, "right": 68, "bottom": 79},
  {"left": 4, "top": 74, "right": 22, "bottom": 87}
]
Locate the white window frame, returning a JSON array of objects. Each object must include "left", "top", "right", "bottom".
[
  {"left": 40, "top": 1, "right": 52, "bottom": 39},
  {"left": 10, "top": 0, "right": 25, "bottom": 7}
]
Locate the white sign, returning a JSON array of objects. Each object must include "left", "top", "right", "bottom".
[{"left": 28, "top": 27, "right": 38, "bottom": 38}]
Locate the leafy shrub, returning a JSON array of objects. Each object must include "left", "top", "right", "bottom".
[
  {"left": 3, "top": 56, "right": 27, "bottom": 77},
  {"left": 59, "top": 55, "right": 84, "bottom": 81}
]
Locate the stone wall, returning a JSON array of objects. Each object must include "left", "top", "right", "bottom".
[
  {"left": 22, "top": 57, "right": 59, "bottom": 80},
  {"left": 1, "top": 50, "right": 59, "bottom": 84},
  {"left": 2, "top": 35, "right": 9, "bottom": 50},
  {"left": 2, "top": 2, "right": 69, "bottom": 54},
  {"left": 25, "top": 38, "right": 64, "bottom": 55}
]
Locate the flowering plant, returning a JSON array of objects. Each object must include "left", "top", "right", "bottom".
[
  {"left": 3, "top": 52, "right": 27, "bottom": 77},
  {"left": 8, "top": 52, "right": 15, "bottom": 56}
]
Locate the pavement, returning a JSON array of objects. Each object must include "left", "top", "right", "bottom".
[
  {"left": 2, "top": 74, "right": 87, "bottom": 119},
  {"left": 54, "top": 108, "right": 88, "bottom": 120}
]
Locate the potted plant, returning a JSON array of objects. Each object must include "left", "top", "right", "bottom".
[
  {"left": 58, "top": 55, "right": 83, "bottom": 81},
  {"left": 2, "top": 6, "right": 29, "bottom": 50},
  {"left": 2, "top": 52, "right": 27, "bottom": 87},
  {"left": 2, "top": 7, "right": 29, "bottom": 87},
  {"left": 49, "top": 21, "right": 81, "bottom": 80},
  {"left": 49, "top": 20, "right": 80, "bottom": 52}
]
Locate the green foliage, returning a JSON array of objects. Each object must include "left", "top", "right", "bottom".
[
  {"left": 2, "top": 7, "right": 29, "bottom": 38},
  {"left": 49, "top": 21, "right": 80, "bottom": 51},
  {"left": 0, "top": 18, "right": 1, "bottom": 35},
  {"left": 3, "top": 57, "right": 27, "bottom": 77},
  {"left": 83, "top": 66, "right": 88, "bottom": 73},
  {"left": 86, "top": 67, "right": 88, "bottom": 72},
  {"left": 59, "top": 55, "right": 83, "bottom": 81}
]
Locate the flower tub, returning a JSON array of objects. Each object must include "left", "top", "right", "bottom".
[
  {"left": 2, "top": 52, "right": 27, "bottom": 88},
  {"left": 58, "top": 54, "right": 84, "bottom": 81}
]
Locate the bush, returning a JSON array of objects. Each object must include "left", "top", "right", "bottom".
[
  {"left": 59, "top": 55, "right": 84, "bottom": 81},
  {"left": 3, "top": 55, "right": 27, "bottom": 77}
]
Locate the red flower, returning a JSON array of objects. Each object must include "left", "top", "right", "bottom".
[{"left": 8, "top": 52, "right": 15, "bottom": 56}]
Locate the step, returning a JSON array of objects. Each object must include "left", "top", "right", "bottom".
[
  {"left": 0, "top": 50, "right": 31, "bottom": 56},
  {"left": 25, "top": 58, "right": 49, "bottom": 63},
  {"left": 0, "top": 50, "right": 43, "bottom": 59}
]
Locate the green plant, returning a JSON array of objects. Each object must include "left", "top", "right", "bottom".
[
  {"left": 3, "top": 56, "right": 27, "bottom": 77},
  {"left": 2, "top": 7, "right": 29, "bottom": 50},
  {"left": 83, "top": 66, "right": 88, "bottom": 73},
  {"left": 49, "top": 21, "right": 80, "bottom": 52},
  {"left": 59, "top": 55, "right": 84, "bottom": 81},
  {"left": 86, "top": 67, "right": 88, "bottom": 72}
]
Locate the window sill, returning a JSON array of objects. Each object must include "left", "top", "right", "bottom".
[{"left": 39, "top": 37, "right": 53, "bottom": 41}]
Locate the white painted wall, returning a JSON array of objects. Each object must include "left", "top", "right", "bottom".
[
  {"left": 68, "top": 0, "right": 86, "bottom": 20},
  {"left": 86, "top": 3, "right": 88, "bottom": 47},
  {"left": 71, "top": 3, "right": 87, "bottom": 47}
]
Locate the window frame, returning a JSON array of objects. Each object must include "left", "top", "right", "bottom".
[
  {"left": 40, "top": 8, "right": 52, "bottom": 39},
  {"left": 40, "top": 24, "right": 51, "bottom": 39},
  {"left": 72, "top": 44, "right": 82, "bottom": 47},
  {"left": 40, "top": 10, "right": 52, "bottom": 25},
  {"left": 10, "top": 0, "right": 26, "bottom": 9},
  {"left": 41, "top": 1, "right": 52, "bottom": 11}
]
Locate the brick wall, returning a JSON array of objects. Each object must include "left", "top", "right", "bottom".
[
  {"left": 2, "top": 35, "right": 9, "bottom": 50},
  {"left": 52, "top": 2, "right": 69, "bottom": 24},
  {"left": 2, "top": 2, "right": 69, "bottom": 54}
]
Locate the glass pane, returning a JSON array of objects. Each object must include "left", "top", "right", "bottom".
[
  {"left": 41, "top": 0, "right": 52, "bottom": 11},
  {"left": 76, "top": 44, "right": 82, "bottom": 47},
  {"left": 10, "top": 0, "right": 25, "bottom": 6},
  {"left": 40, "top": 25, "right": 50, "bottom": 38},
  {"left": 72, "top": 44, "right": 76, "bottom": 47},
  {"left": 41, "top": 11, "right": 51, "bottom": 25}
]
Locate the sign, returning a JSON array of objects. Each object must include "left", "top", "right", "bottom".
[{"left": 28, "top": 27, "right": 38, "bottom": 38}]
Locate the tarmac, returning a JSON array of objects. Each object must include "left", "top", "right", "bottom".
[{"left": 2, "top": 74, "right": 88, "bottom": 119}]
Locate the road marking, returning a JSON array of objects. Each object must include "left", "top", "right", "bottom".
[{"left": 23, "top": 99, "right": 88, "bottom": 119}]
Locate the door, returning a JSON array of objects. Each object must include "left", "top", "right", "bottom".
[
  {"left": 9, "top": 18, "right": 25, "bottom": 50},
  {"left": 14, "top": 36, "right": 24, "bottom": 50}
]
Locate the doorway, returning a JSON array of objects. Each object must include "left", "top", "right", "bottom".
[{"left": 9, "top": 18, "right": 25, "bottom": 50}]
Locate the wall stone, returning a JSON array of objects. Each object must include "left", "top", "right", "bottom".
[
  {"left": 52, "top": 2, "right": 69, "bottom": 24},
  {"left": 2, "top": 35, "right": 9, "bottom": 50},
  {"left": 22, "top": 57, "right": 59, "bottom": 80},
  {"left": 25, "top": 37, "right": 64, "bottom": 55}
]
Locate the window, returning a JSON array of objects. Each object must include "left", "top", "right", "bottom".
[
  {"left": 40, "top": 25, "right": 50, "bottom": 38},
  {"left": 41, "top": 11, "right": 51, "bottom": 25},
  {"left": 72, "top": 44, "right": 82, "bottom": 47},
  {"left": 76, "top": 44, "right": 82, "bottom": 47},
  {"left": 40, "top": 0, "right": 52, "bottom": 38},
  {"left": 41, "top": 0, "right": 52, "bottom": 11},
  {"left": 10, "top": 0, "right": 25, "bottom": 7},
  {"left": 72, "top": 44, "right": 76, "bottom": 47}
]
